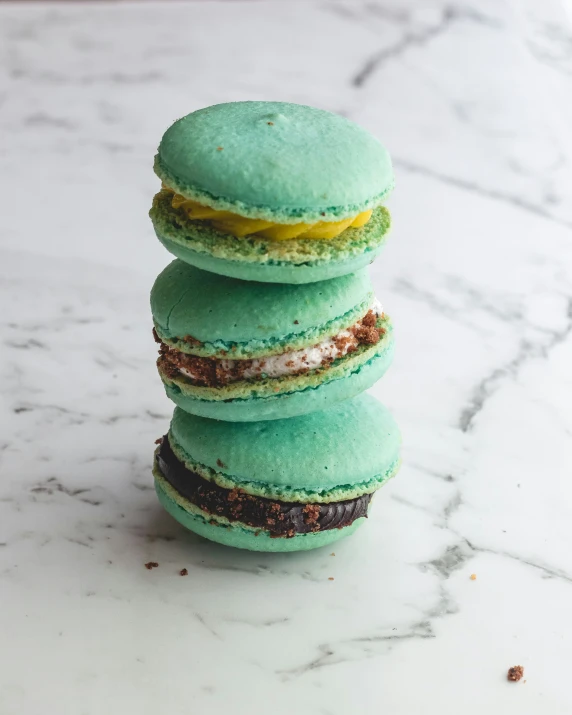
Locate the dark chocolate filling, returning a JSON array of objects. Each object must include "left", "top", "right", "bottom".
[{"left": 156, "top": 436, "right": 372, "bottom": 538}]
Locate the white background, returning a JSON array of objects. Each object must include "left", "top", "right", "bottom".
[{"left": 1, "top": 1, "right": 572, "bottom": 713}]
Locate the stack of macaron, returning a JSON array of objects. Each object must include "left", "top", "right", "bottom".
[{"left": 149, "top": 101, "right": 401, "bottom": 552}]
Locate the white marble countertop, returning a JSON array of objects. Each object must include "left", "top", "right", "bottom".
[{"left": 2, "top": 1, "right": 572, "bottom": 712}]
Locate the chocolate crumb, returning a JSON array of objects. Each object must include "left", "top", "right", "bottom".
[
  {"left": 145, "top": 562, "right": 159, "bottom": 570},
  {"left": 294, "top": 320, "right": 299, "bottom": 324},
  {"left": 152, "top": 327, "right": 161, "bottom": 344},
  {"left": 330, "top": 552, "right": 335, "bottom": 556},
  {"left": 154, "top": 437, "right": 163, "bottom": 445},
  {"left": 321, "top": 212, "right": 326, "bottom": 216},
  {"left": 333, "top": 333, "right": 355, "bottom": 354},
  {"left": 228, "top": 488, "right": 240, "bottom": 502},
  {"left": 270, "top": 528, "right": 296, "bottom": 539},
  {"left": 267, "top": 121, "right": 274, "bottom": 125},
  {"left": 180, "top": 568, "right": 188, "bottom": 576},
  {"left": 507, "top": 666, "right": 524, "bottom": 682},
  {"left": 217, "top": 146, "right": 223, "bottom": 151},
  {"left": 302, "top": 504, "right": 321, "bottom": 524},
  {"left": 361, "top": 310, "right": 377, "bottom": 328},
  {"left": 216, "top": 459, "right": 226, "bottom": 469},
  {"left": 354, "top": 323, "right": 380, "bottom": 345},
  {"left": 328, "top": 577, "right": 334, "bottom": 581}
]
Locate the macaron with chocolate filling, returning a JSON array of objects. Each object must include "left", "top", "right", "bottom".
[
  {"left": 151, "top": 260, "right": 394, "bottom": 422},
  {"left": 153, "top": 394, "right": 401, "bottom": 552},
  {"left": 150, "top": 101, "right": 393, "bottom": 284}
]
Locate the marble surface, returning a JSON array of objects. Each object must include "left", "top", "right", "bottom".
[{"left": 2, "top": 1, "right": 572, "bottom": 712}]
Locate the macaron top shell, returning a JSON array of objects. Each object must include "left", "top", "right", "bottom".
[
  {"left": 169, "top": 394, "right": 401, "bottom": 495},
  {"left": 151, "top": 260, "right": 374, "bottom": 357},
  {"left": 155, "top": 101, "right": 394, "bottom": 223}
]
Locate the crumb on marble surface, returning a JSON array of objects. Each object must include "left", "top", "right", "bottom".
[
  {"left": 507, "top": 665, "right": 524, "bottom": 682},
  {"left": 328, "top": 577, "right": 334, "bottom": 581},
  {"left": 180, "top": 568, "right": 188, "bottom": 576},
  {"left": 145, "top": 562, "right": 159, "bottom": 570},
  {"left": 470, "top": 573, "right": 477, "bottom": 580}
]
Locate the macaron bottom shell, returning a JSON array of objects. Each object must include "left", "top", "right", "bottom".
[
  {"left": 161, "top": 338, "right": 395, "bottom": 422},
  {"left": 151, "top": 192, "right": 390, "bottom": 284},
  {"left": 154, "top": 475, "right": 366, "bottom": 552},
  {"left": 156, "top": 232, "right": 386, "bottom": 285}
]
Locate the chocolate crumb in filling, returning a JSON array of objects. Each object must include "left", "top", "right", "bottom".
[
  {"left": 183, "top": 335, "right": 202, "bottom": 347},
  {"left": 156, "top": 437, "right": 372, "bottom": 538},
  {"left": 156, "top": 309, "right": 385, "bottom": 388}
]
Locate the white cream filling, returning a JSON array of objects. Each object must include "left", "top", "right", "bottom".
[{"left": 179, "top": 299, "right": 383, "bottom": 382}]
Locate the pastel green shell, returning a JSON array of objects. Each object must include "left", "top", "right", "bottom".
[
  {"left": 168, "top": 394, "right": 401, "bottom": 497},
  {"left": 151, "top": 259, "right": 374, "bottom": 358}
]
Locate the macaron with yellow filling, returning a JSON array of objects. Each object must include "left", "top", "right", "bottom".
[
  {"left": 151, "top": 260, "right": 394, "bottom": 422},
  {"left": 150, "top": 101, "right": 393, "bottom": 284}
]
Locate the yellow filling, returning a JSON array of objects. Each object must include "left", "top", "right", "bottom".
[{"left": 163, "top": 186, "right": 372, "bottom": 240}]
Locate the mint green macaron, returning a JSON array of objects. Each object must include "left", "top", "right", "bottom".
[
  {"left": 151, "top": 260, "right": 394, "bottom": 422},
  {"left": 151, "top": 101, "right": 393, "bottom": 284},
  {"left": 153, "top": 394, "right": 401, "bottom": 552}
]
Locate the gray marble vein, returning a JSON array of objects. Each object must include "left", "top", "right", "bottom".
[{"left": 352, "top": 5, "right": 500, "bottom": 87}]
